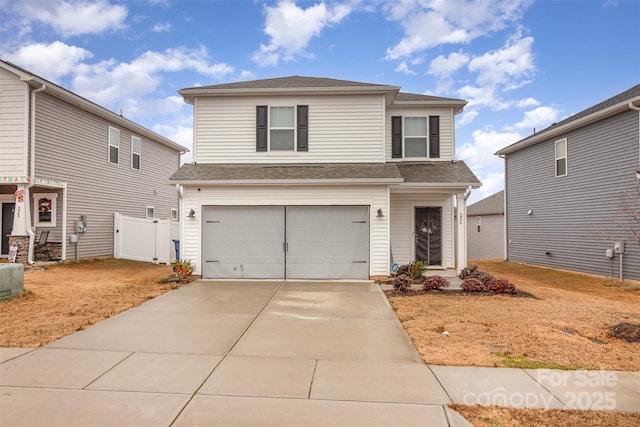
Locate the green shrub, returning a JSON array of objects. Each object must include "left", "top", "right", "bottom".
[
  {"left": 396, "top": 261, "right": 426, "bottom": 280},
  {"left": 422, "top": 275, "right": 450, "bottom": 290}
]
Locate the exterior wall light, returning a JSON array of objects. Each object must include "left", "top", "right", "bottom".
[
  {"left": 187, "top": 209, "right": 196, "bottom": 219},
  {"left": 377, "top": 208, "right": 384, "bottom": 218}
]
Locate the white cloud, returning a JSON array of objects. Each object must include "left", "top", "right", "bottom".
[
  {"left": 70, "top": 46, "right": 234, "bottom": 109},
  {"left": 395, "top": 60, "right": 417, "bottom": 75},
  {"left": 469, "top": 171, "right": 504, "bottom": 203},
  {"left": 384, "top": 0, "right": 533, "bottom": 60},
  {"left": 513, "top": 106, "right": 561, "bottom": 130},
  {"left": 467, "top": 30, "right": 536, "bottom": 87},
  {"left": 154, "top": 123, "right": 194, "bottom": 163},
  {"left": 4, "top": 41, "right": 93, "bottom": 81},
  {"left": 458, "top": 128, "right": 522, "bottom": 172},
  {"left": 517, "top": 97, "right": 540, "bottom": 108},
  {"left": 15, "top": 0, "right": 128, "bottom": 37},
  {"left": 252, "top": 0, "right": 352, "bottom": 66},
  {"left": 428, "top": 51, "right": 470, "bottom": 78},
  {"left": 152, "top": 22, "right": 173, "bottom": 32}
]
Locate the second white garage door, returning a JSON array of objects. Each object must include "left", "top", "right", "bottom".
[{"left": 202, "top": 205, "right": 369, "bottom": 280}]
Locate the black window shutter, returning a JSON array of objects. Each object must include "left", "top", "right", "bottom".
[
  {"left": 429, "top": 116, "right": 440, "bottom": 158},
  {"left": 391, "top": 116, "right": 402, "bottom": 158},
  {"left": 297, "top": 105, "right": 308, "bottom": 152},
  {"left": 256, "top": 105, "right": 268, "bottom": 152}
]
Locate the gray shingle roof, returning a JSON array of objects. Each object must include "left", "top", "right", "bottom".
[
  {"left": 170, "top": 161, "right": 481, "bottom": 187},
  {"left": 467, "top": 190, "right": 504, "bottom": 215},
  {"left": 396, "top": 161, "right": 481, "bottom": 185},
  {"left": 395, "top": 92, "right": 465, "bottom": 103},
  {"left": 184, "top": 76, "right": 394, "bottom": 91}
]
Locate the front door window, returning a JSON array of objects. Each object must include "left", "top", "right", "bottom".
[{"left": 415, "top": 207, "right": 442, "bottom": 266}]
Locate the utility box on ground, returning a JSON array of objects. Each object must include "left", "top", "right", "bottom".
[{"left": 0, "top": 263, "right": 24, "bottom": 300}]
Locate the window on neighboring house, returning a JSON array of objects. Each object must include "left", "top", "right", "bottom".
[
  {"left": 146, "top": 206, "right": 155, "bottom": 219},
  {"left": 256, "top": 105, "right": 308, "bottom": 152},
  {"left": 109, "top": 126, "right": 119, "bottom": 164},
  {"left": 170, "top": 208, "right": 178, "bottom": 221},
  {"left": 555, "top": 138, "right": 567, "bottom": 177},
  {"left": 132, "top": 136, "right": 141, "bottom": 170},
  {"left": 33, "top": 193, "right": 57, "bottom": 227},
  {"left": 392, "top": 115, "right": 440, "bottom": 158},
  {"left": 476, "top": 216, "right": 481, "bottom": 232}
]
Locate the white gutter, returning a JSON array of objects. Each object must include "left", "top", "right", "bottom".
[
  {"left": 25, "top": 83, "right": 46, "bottom": 265},
  {"left": 464, "top": 187, "right": 472, "bottom": 201}
]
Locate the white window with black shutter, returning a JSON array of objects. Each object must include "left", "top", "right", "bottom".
[
  {"left": 391, "top": 115, "right": 440, "bottom": 159},
  {"left": 256, "top": 105, "right": 309, "bottom": 152}
]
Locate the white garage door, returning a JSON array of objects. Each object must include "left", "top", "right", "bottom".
[{"left": 201, "top": 205, "right": 369, "bottom": 280}]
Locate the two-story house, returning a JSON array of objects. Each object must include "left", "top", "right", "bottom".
[
  {"left": 0, "top": 60, "right": 187, "bottom": 264},
  {"left": 466, "top": 190, "right": 505, "bottom": 260},
  {"left": 496, "top": 84, "right": 640, "bottom": 281},
  {"left": 170, "top": 76, "right": 480, "bottom": 280}
]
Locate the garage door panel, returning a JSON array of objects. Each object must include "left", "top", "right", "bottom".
[
  {"left": 202, "top": 206, "right": 284, "bottom": 279},
  {"left": 286, "top": 206, "right": 369, "bottom": 279}
]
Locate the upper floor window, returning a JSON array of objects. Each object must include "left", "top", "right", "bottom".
[
  {"left": 131, "top": 136, "right": 141, "bottom": 170},
  {"left": 170, "top": 208, "right": 178, "bottom": 221},
  {"left": 392, "top": 115, "right": 440, "bottom": 159},
  {"left": 270, "top": 106, "right": 295, "bottom": 151},
  {"left": 476, "top": 216, "right": 481, "bottom": 232},
  {"left": 256, "top": 105, "right": 308, "bottom": 152},
  {"left": 555, "top": 138, "right": 567, "bottom": 177},
  {"left": 109, "top": 127, "right": 120, "bottom": 164}
]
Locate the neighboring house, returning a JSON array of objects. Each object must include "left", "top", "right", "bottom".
[
  {"left": 496, "top": 84, "right": 640, "bottom": 281},
  {"left": 170, "top": 76, "right": 481, "bottom": 280},
  {"left": 0, "top": 60, "right": 188, "bottom": 264},
  {"left": 467, "top": 190, "right": 504, "bottom": 260}
]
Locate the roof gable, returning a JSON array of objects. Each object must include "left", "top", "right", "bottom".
[{"left": 467, "top": 190, "right": 504, "bottom": 215}]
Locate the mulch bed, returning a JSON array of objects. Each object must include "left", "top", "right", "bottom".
[{"left": 385, "top": 289, "right": 538, "bottom": 299}]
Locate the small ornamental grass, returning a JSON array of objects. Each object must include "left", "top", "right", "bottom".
[
  {"left": 422, "top": 275, "right": 450, "bottom": 291},
  {"left": 392, "top": 274, "right": 413, "bottom": 293}
]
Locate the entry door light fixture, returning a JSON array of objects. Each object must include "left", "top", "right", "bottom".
[
  {"left": 187, "top": 209, "right": 196, "bottom": 219},
  {"left": 377, "top": 208, "right": 384, "bottom": 218}
]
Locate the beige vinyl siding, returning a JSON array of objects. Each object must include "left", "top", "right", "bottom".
[
  {"left": 32, "top": 92, "right": 180, "bottom": 258},
  {"left": 181, "top": 184, "right": 389, "bottom": 276},
  {"left": 0, "top": 68, "right": 28, "bottom": 176},
  {"left": 390, "top": 192, "right": 455, "bottom": 268},
  {"left": 194, "top": 94, "right": 385, "bottom": 163},
  {"left": 385, "top": 107, "right": 455, "bottom": 161}
]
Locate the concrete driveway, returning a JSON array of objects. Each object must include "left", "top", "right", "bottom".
[{"left": 0, "top": 280, "right": 467, "bottom": 426}]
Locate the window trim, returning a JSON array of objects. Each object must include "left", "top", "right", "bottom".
[
  {"left": 555, "top": 138, "right": 567, "bottom": 177},
  {"left": 108, "top": 126, "right": 120, "bottom": 164},
  {"left": 33, "top": 193, "right": 57, "bottom": 228},
  {"left": 170, "top": 208, "right": 178, "bottom": 221},
  {"left": 131, "top": 136, "right": 141, "bottom": 170},
  {"left": 146, "top": 206, "right": 155, "bottom": 219},
  {"left": 269, "top": 105, "right": 296, "bottom": 151},
  {"left": 403, "top": 116, "right": 428, "bottom": 158}
]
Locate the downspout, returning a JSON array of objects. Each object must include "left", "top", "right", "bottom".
[
  {"left": 25, "top": 83, "right": 46, "bottom": 265},
  {"left": 463, "top": 187, "right": 472, "bottom": 201}
]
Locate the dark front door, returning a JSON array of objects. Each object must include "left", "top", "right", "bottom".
[
  {"left": 415, "top": 207, "right": 442, "bottom": 266},
  {"left": 2, "top": 203, "right": 15, "bottom": 254}
]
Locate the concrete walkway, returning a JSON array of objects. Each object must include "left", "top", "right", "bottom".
[{"left": 1, "top": 280, "right": 638, "bottom": 426}]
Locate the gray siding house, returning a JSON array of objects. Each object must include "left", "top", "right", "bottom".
[
  {"left": 496, "top": 85, "right": 640, "bottom": 281},
  {"left": 467, "top": 190, "right": 504, "bottom": 260},
  {"left": 0, "top": 60, "right": 187, "bottom": 264}
]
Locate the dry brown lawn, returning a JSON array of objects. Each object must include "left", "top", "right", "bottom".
[
  {"left": 388, "top": 259, "right": 640, "bottom": 370},
  {"left": 451, "top": 404, "right": 640, "bottom": 427},
  {"left": 0, "top": 259, "right": 173, "bottom": 347}
]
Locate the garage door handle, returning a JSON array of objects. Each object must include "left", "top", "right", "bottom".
[
  {"left": 206, "top": 220, "right": 220, "bottom": 223},
  {"left": 352, "top": 221, "right": 367, "bottom": 223},
  {"left": 283, "top": 242, "right": 288, "bottom": 252},
  {"left": 352, "top": 260, "right": 367, "bottom": 264},
  {"left": 206, "top": 260, "right": 219, "bottom": 263}
]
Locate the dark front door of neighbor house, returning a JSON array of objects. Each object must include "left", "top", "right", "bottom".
[
  {"left": 415, "top": 207, "right": 442, "bottom": 266},
  {"left": 2, "top": 203, "right": 15, "bottom": 254}
]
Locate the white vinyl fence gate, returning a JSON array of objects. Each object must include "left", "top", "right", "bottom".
[{"left": 113, "top": 213, "right": 179, "bottom": 264}]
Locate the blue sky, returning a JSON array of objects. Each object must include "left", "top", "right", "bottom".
[{"left": 1, "top": 0, "right": 638, "bottom": 203}]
